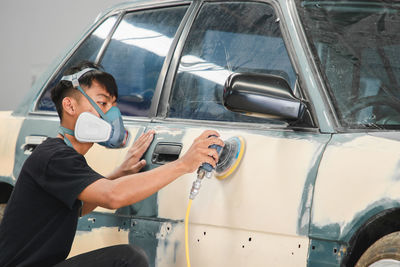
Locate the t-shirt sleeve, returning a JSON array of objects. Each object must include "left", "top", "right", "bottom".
[{"left": 37, "top": 148, "right": 103, "bottom": 209}]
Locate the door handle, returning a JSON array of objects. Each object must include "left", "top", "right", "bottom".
[
  {"left": 21, "top": 135, "right": 48, "bottom": 155},
  {"left": 151, "top": 142, "right": 182, "bottom": 165}
]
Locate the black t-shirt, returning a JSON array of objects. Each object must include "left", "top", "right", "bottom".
[{"left": 0, "top": 138, "right": 103, "bottom": 267}]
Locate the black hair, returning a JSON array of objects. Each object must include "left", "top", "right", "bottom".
[{"left": 50, "top": 61, "right": 118, "bottom": 120}]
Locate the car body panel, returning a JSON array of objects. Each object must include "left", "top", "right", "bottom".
[
  {"left": 0, "top": 112, "right": 24, "bottom": 183},
  {"left": 312, "top": 133, "right": 400, "bottom": 241},
  {"left": 71, "top": 224, "right": 130, "bottom": 258},
  {"left": 13, "top": 116, "right": 59, "bottom": 181},
  {"left": 149, "top": 122, "right": 330, "bottom": 266},
  {"left": 166, "top": 223, "right": 309, "bottom": 267}
]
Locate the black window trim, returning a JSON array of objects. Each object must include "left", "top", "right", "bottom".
[
  {"left": 94, "top": 12, "right": 126, "bottom": 65},
  {"left": 156, "top": 0, "right": 202, "bottom": 118},
  {"left": 147, "top": 1, "right": 196, "bottom": 118}
]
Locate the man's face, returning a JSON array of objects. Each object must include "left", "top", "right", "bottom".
[{"left": 78, "top": 79, "right": 117, "bottom": 117}]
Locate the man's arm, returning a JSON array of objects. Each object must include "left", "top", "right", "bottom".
[
  {"left": 78, "top": 130, "right": 223, "bottom": 210},
  {"left": 81, "top": 130, "right": 155, "bottom": 215},
  {"left": 80, "top": 160, "right": 184, "bottom": 215}
]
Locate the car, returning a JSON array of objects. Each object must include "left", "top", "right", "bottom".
[{"left": 1, "top": 0, "right": 400, "bottom": 266}]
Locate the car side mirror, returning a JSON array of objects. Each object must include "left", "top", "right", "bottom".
[{"left": 223, "top": 72, "right": 305, "bottom": 121}]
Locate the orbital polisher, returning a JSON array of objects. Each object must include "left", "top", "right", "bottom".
[{"left": 189, "top": 136, "right": 245, "bottom": 199}]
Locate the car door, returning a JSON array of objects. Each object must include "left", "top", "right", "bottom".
[
  {"left": 11, "top": 2, "right": 192, "bottom": 259},
  {"left": 133, "top": 1, "right": 332, "bottom": 266}
]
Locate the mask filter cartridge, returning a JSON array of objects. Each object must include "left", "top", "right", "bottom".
[{"left": 74, "top": 112, "right": 112, "bottom": 143}]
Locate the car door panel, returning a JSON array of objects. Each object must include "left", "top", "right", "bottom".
[{"left": 139, "top": 123, "right": 330, "bottom": 266}]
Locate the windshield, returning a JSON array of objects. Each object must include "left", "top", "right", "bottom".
[{"left": 296, "top": 0, "right": 400, "bottom": 129}]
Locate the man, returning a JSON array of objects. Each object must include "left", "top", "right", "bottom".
[{"left": 0, "top": 62, "right": 223, "bottom": 266}]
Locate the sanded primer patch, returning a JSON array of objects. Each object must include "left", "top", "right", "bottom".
[
  {"left": 313, "top": 134, "right": 400, "bottom": 234},
  {"left": 154, "top": 221, "right": 182, "bottom": 266},
  {"left": 69, "top": 227, "right": 129, "bottom": 258},
  {"left": 159, "top": 128, "right": 321, "bottom": 235},
  {"left": 156, "top": 222, "right": 309, "bottom": 267},
  {"left": 0, "top": 111, "right": 24, "bottom": 178}
]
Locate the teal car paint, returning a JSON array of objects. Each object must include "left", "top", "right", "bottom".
[
  {"left": 278, "top": 0, "right": 337, "bottom": 133},
  {"left": 297, "top": 133, "right": 332, "bottom": 236}
]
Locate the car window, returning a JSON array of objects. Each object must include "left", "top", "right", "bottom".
[
  {"left": 297, "top": 1, "right": 400, "bottom": 129},
  {"left": 100, "top": 6, "right": 188, "bottom": 117},
  {"left": 168, "top": 2, "right": 296, "bottom": 123},
  {"left": 36, "top": 15, "right": 118, "bottom": 112}
]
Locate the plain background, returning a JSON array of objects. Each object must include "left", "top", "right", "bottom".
[{"left": 0, "top": 0, "right": 128, "bottom": 111}]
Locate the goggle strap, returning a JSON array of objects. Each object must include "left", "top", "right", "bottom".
[
  {"left": 60, "top": 68, "right": 96, "bottom": 85},
  {"left": 60, "top": 68, "right": 106, "bottom": 119},
  {"left": 75, "top": 86, "right": 106, "bottom": 119}
]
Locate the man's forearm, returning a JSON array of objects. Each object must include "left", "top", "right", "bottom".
[
  {"left": 79, "top": 159, "right": 189, "bottom": 210},
  {"left": 108, "top": 159, "right": 187, "bottom": 208}
]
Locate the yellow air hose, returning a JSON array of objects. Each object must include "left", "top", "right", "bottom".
[
  {"left": 185, "top": 199, "right": 193, "bottom": 267},
  {"left": 185, "top": 136, "right": 245, "bottom": 267}
]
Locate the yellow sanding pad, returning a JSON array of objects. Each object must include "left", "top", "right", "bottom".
[{"left": 215, "top": 136, "right": 245, "bottom": 180}]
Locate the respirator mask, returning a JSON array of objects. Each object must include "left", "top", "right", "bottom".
[{"left": 59, "top": 68, "right": 130, "bottom": 149}]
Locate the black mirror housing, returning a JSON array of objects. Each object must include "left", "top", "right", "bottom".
[{"left": 223, "top": 72, "right": 305, "bottom": 121}]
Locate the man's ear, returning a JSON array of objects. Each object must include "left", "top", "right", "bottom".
[{"left": 62, "top": 97, "right": 77, "bottom": 116}]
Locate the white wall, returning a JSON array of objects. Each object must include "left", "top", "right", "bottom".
[{"left": 0, "top": 0, "right": 127, "bottom": 111}]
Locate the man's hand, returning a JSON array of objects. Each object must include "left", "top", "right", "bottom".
[
  {"left": 108, "top": 130, "right": 155, "bottom": 179},
  {"left": 178, "top": 130, "right": 225, "bottom": 173}
]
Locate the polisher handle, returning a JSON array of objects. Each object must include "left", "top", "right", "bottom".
[{"left": 199, "top": 135, "right": 223, "bottom": 172}]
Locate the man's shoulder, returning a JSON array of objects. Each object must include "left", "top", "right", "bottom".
[
  {"left": 29, "top": 138, "right": 76, "bottom": 162},
  {"left": 36, "top": 137, "right": 72, "bottom": 154},
  {"left": 41, "top": 137, "right": 67, "bottom": 147}
]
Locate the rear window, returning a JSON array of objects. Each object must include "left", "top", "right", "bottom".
[{"left": 99, "top": 6, "right": 188, "bottom": 117}]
